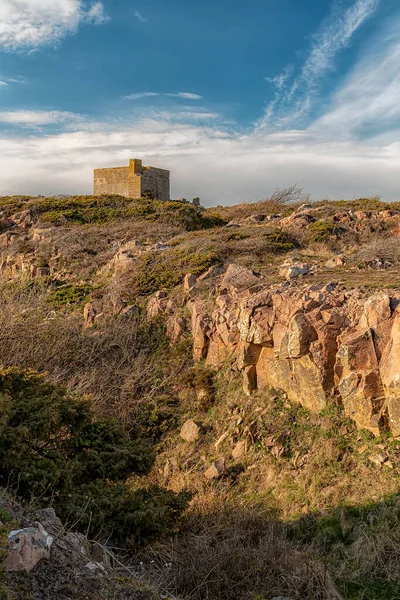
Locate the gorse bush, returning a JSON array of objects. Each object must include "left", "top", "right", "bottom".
[
  {"left": 0, "top": 368, "right": 189, "bottom": 543},
  {"left": 47, "top": 283, "right": 93, "bottom": 308},
  {"left": 308, "top": 220, "right": 344, "bottom": 243},
  {"left": 262, "top": 228, "right": 298, "bottom": 253},
  {"left": 132, "top": 247, "right": 221, "bottom": 295}
]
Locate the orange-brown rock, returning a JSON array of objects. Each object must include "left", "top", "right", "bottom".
[
  {"left": 335, "top": 328, "right": 385, "bottom": 435},
  {"left": 180, "top": 265, "right": 400, "bottom": 436}
]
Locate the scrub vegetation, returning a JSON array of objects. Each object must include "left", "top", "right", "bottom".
[{"left": 1, "top": 190, "right": 400, "bottom": 599}]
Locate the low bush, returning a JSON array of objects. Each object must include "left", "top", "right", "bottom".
[
  {"left": 132, "top": 247, "right": 221, "bottom": 295},
  {"left": 0, "top": 278, "right": 191, "bottom": 427},
  {"left": 308, "top": 220, "right": 344, "bottom": 243},
  {"left": 0, "top": 367, "right": 189, "bottom": 543},
  {"left": 262, "top": 227, "right": 298, "bottom": 253},
  {"left": 207, "top": 185, "right": 308, "bottom": 222},
  {"left": 47, "top": 283, "right": 93, "bottom": 308}
]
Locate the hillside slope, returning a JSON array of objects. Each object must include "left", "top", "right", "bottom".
[{"left": 1, "top": 192, "right": 400, "bottom": 599}]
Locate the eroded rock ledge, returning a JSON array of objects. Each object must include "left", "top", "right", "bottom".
[{"left": 159, "top": 264, "right": 400, "bottom": 437}]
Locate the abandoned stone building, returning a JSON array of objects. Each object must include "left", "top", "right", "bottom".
[{"left": 94, "top": 158, "right": 170, "bottom": 200}]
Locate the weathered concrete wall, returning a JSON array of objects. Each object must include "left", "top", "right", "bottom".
[
  {"left": 94, "top": 158, "right": 170, "bottom": 200},
  {"left": 141, "top": 167, "right": 170, "bottom": 200},
  {"left": 94, "top": 166, "right": 141, "bottom": 198}
]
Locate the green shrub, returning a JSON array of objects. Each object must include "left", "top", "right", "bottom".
[
  {"left": 308, "top": 220, "right": 343, "bottom": 243},
  {"left": 132, "top": 247, "right": 221, "bottom": 295},
  {"left": 47, "top": 283, "right": 93, "bottom": 308},
  {"left": 0, "top": 368, "right": 189, "bottom": 543},
  {"left": 262, "top": 228, "right": 297, "bottom": 253}
]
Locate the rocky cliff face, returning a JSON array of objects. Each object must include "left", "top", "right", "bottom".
[{"left": 153, "top": 264, "right": 400, "bottom": 437}]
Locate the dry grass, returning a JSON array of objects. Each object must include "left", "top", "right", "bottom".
[
  {"left": 142, "top": 374, "right": 400, "bottom": 600},
  {"left": 207, "top": 185, "right": 307, "bottom": 222},
  {"left": 0, "top": 277, "right": 189, "bottom": 426},
  {"left": 145, "top": 496, "right": 342, "bottom": 600}
]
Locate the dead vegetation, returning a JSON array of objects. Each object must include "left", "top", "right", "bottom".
[
  {"left": 0, "top": 277, "right": 189, "bottom": 427},
  {"left": 207, "top": 184, "right": 308, "bottom": 222}
]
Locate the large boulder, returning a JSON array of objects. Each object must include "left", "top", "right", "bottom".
[
  {"left": 220, "top": 264, "right": 259, "bottom": 292},
  {"left": 190, "top": 299, "right": 211, "bottom": 361},
  {"left": 286, "top": 313, "right": 317, "bottom": 358},
  {"left": 380, "top": 314, "right": 400, "bottom": 435},
  {"left": 204, "top": 458, "right": 225, "bottom": 480},
  {"left": 279, "top": 260, "right": 309, "bottom": 280},
  {"left": 185, "top": 278, "right": 400, "bottom": 436},
  {"left": 7, "top": 522, "right": 53, "bottom": 572}
]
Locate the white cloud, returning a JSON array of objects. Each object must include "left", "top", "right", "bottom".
[
  {"left": 0, "top": 116, "right": 399, "bottom": 204},
  {"left": 134, "top": 10, "right": 147, "bottom": 23},
  {"left": 157, "top": 110, "right": 219, "bottom": 121},
  {"left": 166, "top": 92, "right": 203, "bottom": 100},
  {"left": 86, "top": 1, "right": 110, "bottom": 25},
  {"left": 265, "top": 65, "right": 294, "bottom": 90},
  {"left": 0, "top": 110, "right": 82, "bottom": 125},
  {"left": 124, "top": 92, "right": 159, "bottom": 100},
  {"left": 124, "top": 91, "right": 203, "bottom": 101},
  {"left": 259, "top": 0, "right": 380, "bottom": 129},
  {"left": 0, "top": 0, "right": 109, "bottom": 51},
  {"left": 0, "top": 82, "right": 8, "bottom": 87}
]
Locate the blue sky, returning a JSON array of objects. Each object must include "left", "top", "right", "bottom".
[{"left": 0, "top": 0, "right": 400, "bottom": 204}]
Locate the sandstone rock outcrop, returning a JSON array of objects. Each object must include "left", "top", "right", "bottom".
[{"left": 172, "top": 264, "right": 400, "bottom": 437}]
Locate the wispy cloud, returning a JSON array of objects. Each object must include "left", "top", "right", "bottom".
[
  {"left": 134, "top": 10, "right": 147, "bottom": 23},
  {"left": 166, "top": 92, "right": 203, "bottom": 100},
  {"left": 124, "top": 91, "right": 203, "bottom": 101},
  {"left": 313, "top": 13, "right": 400, "bottom": 139},
  {"left": 157, "top": 110, "right": 219, "bottom": 122},
  {"left": 265, "top": 64, "right": 294, "bottom": 90},
  {"left": 0, "top": 75, "right": 27, "bottom": 85},
  {"left": 86, "top": 1, "right": 110, "bottom": 25},
  {"left": 0, "top": 0, "right": 110, "bottom": 51},
  {"left": 124, "top": 92, "right": 159, "bottom": 100},
  {"left": 0, "top": 81, "right": 8, "bottom": 87},
  {"left": 0, "top": 110, "right": 82, "bottom": 126},
  {"left": 259, "top": 0, "right": 380, "bottom": 129}
]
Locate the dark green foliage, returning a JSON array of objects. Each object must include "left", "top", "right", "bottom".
[
  {"left": 0, "top": 368, "right": 188, "bottom": 543},
  {"left": 132, "top": 247, "right": 221, "bottom": 295},
  {"left": 262, "top": 228, "right": 297, "bottom": 253},
  {"left": 47, "top": 283, "right": 93, "bottom": 308},
  {"left": 308, "top": 220, "right": 344, "bottom": 242}
]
